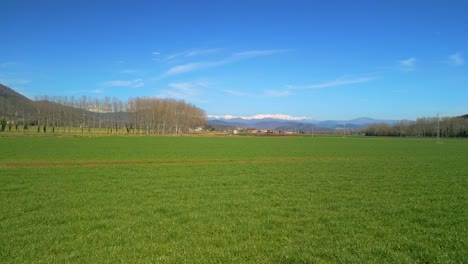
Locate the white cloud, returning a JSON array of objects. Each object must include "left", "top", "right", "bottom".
[
  {"left": 399, "top": 57, "right": 416, "bottom": 69},
  {"left": 288, "top": 77, "right": 374, "bottom": 90},
  {"left": 104, "top": 78, "right": 144, "bottom": 88},
  {"left": 152, "top": 51, "right": 160, "bottom": 56},
  {"left": 449, "top": 52, "right": 464, "bottom": 66}
]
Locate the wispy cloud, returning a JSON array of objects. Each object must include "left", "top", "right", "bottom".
[
  {"left": 169, "top": 81, "right": 207, "bottom": 92},
  {"left": 400, "top": 57, "right": 416, "bottom": 67},
  {"left": 158, "top": 81, "right": 208, "bottom": 102},
  {"left": 449, "top": 52, "right": 464, "bottom": 66},
  {"left": 167, "top": 84, "right": 198, "bottom": 97},
  {"left": 221, "top": 76, "right": 371, "bottom": 98},
  {"left": 164, "top": 63, "right": 207, "bottom": 76},
  {"left": 186, "top": 48, "right": 222, "bottom": 57},
  {"left": 166, "top": 48, "right": 222, "bottom": 61},
  {"left": 104, "top": 78, "right": 144, "bottom": 88},
  {"left": 399, "top": 57, "right": 416, "bottom": 71},
  {"left": 151, "top": 51, "right": 161, "bottom": 61},
  {"left": 162, "top": 49, "right": 288, "bottom": 77},
  {"left": 233, "top": 49, "right": 289, "bottom": 59},
  {"left": 287, "top": 77, "right": 375, "bottom": 90},
  {"left": 166, "top": 52, "right": 183, "bottom": 61},
  {"left": 164, "top": 60, "right": 232, "bottom": 76}
]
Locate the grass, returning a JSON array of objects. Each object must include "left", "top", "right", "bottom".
[{"left": 0, "top": 136, "right": 467, "bottom": 263}]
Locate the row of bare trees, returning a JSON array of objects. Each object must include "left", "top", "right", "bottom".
[
  {"left": 0, "top": 95, "right": 206, "bottom": 134},
  {"left": 363, "top": 116, "right": 468, "bottom": 137},
  {"left": 128, "top": 98, "right": 206, "bottom": 134}
]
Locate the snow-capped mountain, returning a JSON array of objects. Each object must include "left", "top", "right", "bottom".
[
  {"left": 207, "top": 114, "right": 404, "bottom": 130},
  {"left": 207, "top": 114, "right": 311, "bottom": 121}
]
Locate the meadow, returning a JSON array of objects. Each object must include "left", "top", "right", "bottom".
[{"left": 0, "top": 136, "right": 467, "bottom": 263}]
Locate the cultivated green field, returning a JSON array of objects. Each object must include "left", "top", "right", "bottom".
[{"left": 0, "top": 136, "right": 467, "bottom": 263}]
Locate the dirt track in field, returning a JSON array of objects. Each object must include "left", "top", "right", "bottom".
[{"left": 0, "top": 157, "right": 362, "bottom": 168}]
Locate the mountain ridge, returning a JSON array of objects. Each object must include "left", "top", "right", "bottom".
[{"left": 207, "top": 115, "right": 405, "bottom": 130}]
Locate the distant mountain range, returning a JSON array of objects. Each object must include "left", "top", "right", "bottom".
[
  {"left": 207, "top": 115, "right": 405, "bottom": 131},
  {"left": 0, "top": 83, "right": 412, "bottom": 131}
]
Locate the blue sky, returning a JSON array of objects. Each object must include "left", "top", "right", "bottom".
[{"left": 1, "top": 0, "right": 467, "bottom": 120}]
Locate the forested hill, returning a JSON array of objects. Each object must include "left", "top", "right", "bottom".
[
  {"left": 0, "top": 84, "right": 207, "bottom": 134},
  {"left": 0, "top": 83, "right": 31, "bottom": 102},
  {"left": 0, "top": 83, "right": 37, "bottom": 114},
  {"left": 0, "top": 84, "right": 93, "bottom": 124}
]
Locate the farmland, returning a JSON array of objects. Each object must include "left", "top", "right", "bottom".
[{"left": 0, "top": 136, "right": 467, "bottom": 263}]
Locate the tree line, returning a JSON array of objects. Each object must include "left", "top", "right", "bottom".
[
  {"left": 0, "top": 95, "right": 206, "bottom": 134},
  {"left": 363, "top": 115, "right": 468, "bottom": 137}
]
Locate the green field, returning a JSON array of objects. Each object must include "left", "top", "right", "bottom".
[{"left": 1, "top": 136, "right": 467, "bottom": 263}]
